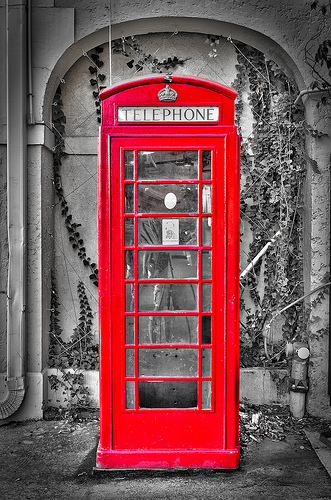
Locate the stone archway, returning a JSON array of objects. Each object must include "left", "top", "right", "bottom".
[{"left": 42, "top": 21, "right": 312, "bottom": 413}]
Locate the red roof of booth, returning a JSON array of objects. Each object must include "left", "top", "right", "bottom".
[{"left": 99, "top": 75, "right": 237, "bottom": 101}]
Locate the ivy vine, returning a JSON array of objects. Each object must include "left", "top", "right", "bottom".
[
  {"left": 49, "top": 275, "right": 98, "bottom": 370},
  {"left": 112, "top": 35, "right": 189, "bottom": 73},
  {"left": 52, "top": 85, "right": 99, "bottom": 287},
  {"left": 87, "top": 46, "right": 107, "bottom": 123},
  {"left": 233, "top": 43, "right": 306, "bottom": 366},
  {"left": 50, "top": 81, "right": 100, "bottom": 410},
  {"left": 205, "top": 35, "right": 220, "bottom": 58},
  {"left": 305, "top": 1, "right": 331, "bottom": 104},
  {"left": 48, "top": 273, "right": 98, "bottom": 409}
]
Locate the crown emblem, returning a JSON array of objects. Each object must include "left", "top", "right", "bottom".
[{"left": 158, "top": 85, "right": 178, "bottom": 102}]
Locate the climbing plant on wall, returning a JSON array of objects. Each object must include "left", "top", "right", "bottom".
[
  {"left": 48, "top": 273, "right": 98, "bottom": 410},
  {"left": 112, "top": 36, "right": 189, "bottom": 73},
  {"left": 233, "top": 42, "right": 306, "bottom": 366},
  {"left": 49, "top": 83, "right": 100, "bottom": 410},
  {"left": 86, "top": 46, "right": 107, "bottom": 123},
  {"left": 52, "top": 85, "right": 99, "bottom": 287},
  {"left": 306, "top": 1, "right": 331, "bottom": 103}
]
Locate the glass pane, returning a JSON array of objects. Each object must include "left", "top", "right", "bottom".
[
  {"left": 202, "top": 348, "right": 211, "bottom": 377},
  {"left": 202, "top": 185, "right": 212, "bottom": 213},
  {"left": 124, "top": 150, "right": 134, "bottom": 180},
  {"left": 138, "top": 218, "right": 198, "bottom": 246},
  {"left": 202, "top": 217, "right": 212, "bottom": 246},
  {"left": 202, "top": 316, "right": 211, "bottom": 344},
  {"left": 138, "top": 150, "right": 198, "bottom": 180},
  {"left": 202, "top": 151, "right": 212, "bottom": 180},
  {"left": 202, "top": 250, "right": 211, "bottom": 279},
  {"left": 125, "top": 316, "right": 135, "bottom": 344},
  {"left": 139, "top": 348, "right": 198, "bottom": 377},
  {"left": 138, "top": 250, "right": 198, "bottom": 279},
  {"left": 138, "top": 184, "right": 198, "bottom": 213},
  {"left": 124, "top": 218, "right": 134, "bottom": 246},
  {"left": 125, "top": 349, "right": 134, "bottom": 377},
  {"left": 125, "top": 381, "right": 135, "bottom": 409},
  {"left": 138, "top": 283, "right": 198, "bottom": 311},
  {"left": 202, "top": 283, "right": 211, "bottom": 312},
  {"left": 202, "top": 381, "right": 211, "bottom": 409},
  {"left": 125, "top": 250, "right": 134, "bottom": 279},
  {"left": 139, "top": 380, "right": 198, "bottom": 408},
  {"left": 125, "top": 283, "right": 134, "bottom": 311},
  {"left": 138, "top": 316, "right": 198, "bottom": 344},
  {"left": 124, "top": 184, "right": 134, "bottom": 213}
]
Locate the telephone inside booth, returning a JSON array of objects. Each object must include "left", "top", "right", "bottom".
[{"left": 96, "top": 75, "right": 240, "bottom": 470}]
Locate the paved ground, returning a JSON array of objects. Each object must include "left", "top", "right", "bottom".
[{"left": 1, "top": 410, "right": 331, "bottom": 500}]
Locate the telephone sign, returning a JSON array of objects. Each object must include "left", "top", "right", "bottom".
[
  {"left": 117, "top": 106, "right": 219, "bottom": 122},
  {"left": 97, "top": 75, "right": 240, "bottom": 470}
]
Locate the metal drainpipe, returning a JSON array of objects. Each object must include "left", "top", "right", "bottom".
[
  {"left": 27, "top": 0, "right": 35, "bottom": 126},
  {"left": 0, "top": 0, "right": 28, "bottom": 419},
  {"left": 329, "top": 181, "right": 331, "bottom": 404}
]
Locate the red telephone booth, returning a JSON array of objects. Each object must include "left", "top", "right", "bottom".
[{"left": 97, "top": 75, "right": 240, "bottom": 469}]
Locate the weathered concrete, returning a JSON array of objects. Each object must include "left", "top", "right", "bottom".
[
  {"left": 240, "top": 368, "right": 289, "bottom": 406},
  {"left": 0, "top": 417, "right": 331, "bottom": 499},
  {"left": 46, "top": 367, "right": 289, "bottom": 410}
]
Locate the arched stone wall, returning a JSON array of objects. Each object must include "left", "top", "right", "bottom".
[
  {"left": 43, "top": 18, "right": 329, "bottom": 417},
  {"left": 45, "top": 21, "right": 311, "bottom": 408}
]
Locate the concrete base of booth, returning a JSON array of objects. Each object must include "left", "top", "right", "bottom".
[{"left": 95, "top": 444, "right": 240, "bottom": 470}]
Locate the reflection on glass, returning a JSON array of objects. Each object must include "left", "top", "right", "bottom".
[
  {"left": 124, "top": 150, "right": 134, "bottom": 180},
  {"left": 138, "top": 316, "right": 198, "bottom": 344},
  {"left": 125, "top": 349, "right": 134, "bottom": 377},
  {"left": 124, "top": 218, "right": 134, "bottom": 246},
  {"left": 125, "top": 381, "right": 135, "bottom": 409},
  {"left": 139, "top": 380, "right": 198, "bottom": 408},
  {"left": 202, "top": 217, "right": 212, "bottom": 246},
  {"left": 202, "top": 348, "right": 211, "bottom": 377},
  {"left": 202, "top": 316, "right": 211, "bottom": 344},
  {"left": 125, "top": 250, "right": 134, "bottom": 279},
  {"left": 138, "top": 150, "right": 198, "bottom": 180},
  {"left": 125, "top": 316, "right": 135, "bottom": 344},
  {"left": 202, "top": 250, "right": 211, "bottom": 279},
  {"left": 202, "top": 185, "right": 212, "bottom": 213},
  {"left": 139, "top": 348, "right": 198, "bottom": 377},
  {"left": 202, "top": 283, "right": 211, "bottom": 312},
  {"left": 202, "top": 151, "right": 212, "bottom": 180},
  {"left": 202, "top": 381, "right": 211, "bottom": 410},
  {"left": 125, "top": 283, "right": 134, "bottom": 311},
  {"left": 138, "top": 250, "right": 198, "bottom": 279},
  {"left": 138, "top": 218, "right": 198, "bottom": 246},
  {"left": 138, "top": 283, "right": 198, "bottom": 312},
  {"left": 124, "top": 184, "right": 134, "bottom": 213},
  {"left": 138, "top": 184, "right": 198, "bottom": 213}
]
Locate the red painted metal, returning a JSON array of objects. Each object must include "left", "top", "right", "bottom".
[{"left": 97, "top": 75, "right": 240, "bottom": 469}]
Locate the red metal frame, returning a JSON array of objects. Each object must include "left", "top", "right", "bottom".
[{"left": 97, "top": 75, "right": 240, "bottom": 469}]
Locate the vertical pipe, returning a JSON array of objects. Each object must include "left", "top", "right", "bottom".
[
  {"left": 27, "top": 0, "right": 34, "bottom": 125},
  {"left": 329, "top": 172, "right": 331, "bottom": 404},
  {"left": 0, "top": 0, "right": 28, "bottom": 419},
  {"left": 109, "top": 0, "right": 112, "bottom": 86}
]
